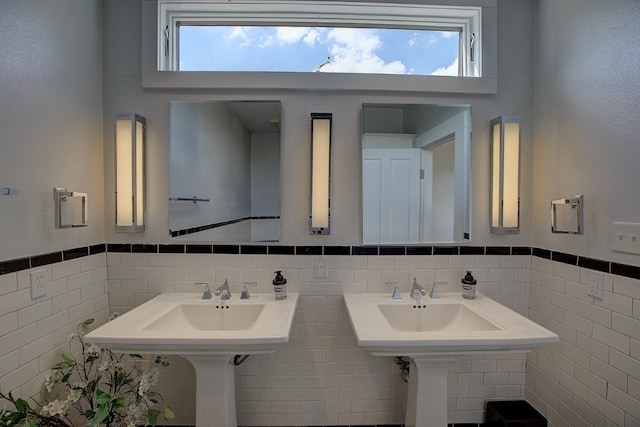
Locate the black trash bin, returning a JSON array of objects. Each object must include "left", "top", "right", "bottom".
[{"left": 484, "top": 400, "right": 547, "bottom": 427}]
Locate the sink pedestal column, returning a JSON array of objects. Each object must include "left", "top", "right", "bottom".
[
  {"left": 185, "top": 355, "right": 237, "bottom": 427},
  {"left": 405, "top": 356, "right": 456, "bottom": 427}
]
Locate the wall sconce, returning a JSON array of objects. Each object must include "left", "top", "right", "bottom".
[
  {"left": 115, "top": 113, "right": 146, "bottom": 233},
  {"left": 310, "top": 113, "right": 332, "bottom": 235},
  {"left": 490, "top": 115, "right": 521, "bottom": 234}
]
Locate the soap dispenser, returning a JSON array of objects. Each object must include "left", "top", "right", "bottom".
[
  {"left": 462, "top": 270, "right": 477, "bottom": 299},
  {"left": 273, "top": 270, "right": 287, "bottom": 300}
]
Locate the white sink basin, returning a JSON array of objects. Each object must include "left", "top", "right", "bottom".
[
  {"left": 378, "top": 303, "right": 501, "bottom": 332},
  {"left": 142, "top": 303, "right": 265, "bottom": 331},
  {"left": 86, "top": 292, "right": 298, "bottom": 355},
  {"left": 343, "top": 292, "right": 558, "bottom": 427},
  {"left": 343, "top": 292, "right": 558, "bottom": 355},
  {"left": 86, "top": 292, "right": 298, "bottom": 427}
]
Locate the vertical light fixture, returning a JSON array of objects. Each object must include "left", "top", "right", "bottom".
[
  {"left": 490, "top": 115, "right": 521, "bottom": 234},
  {"left": 310, "top": 113, "right": 332, "bottom": 235},
  {"left": 115, "top": 113, "right": 146, "bottom": 233}
]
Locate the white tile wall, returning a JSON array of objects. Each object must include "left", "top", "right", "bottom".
[
  {"left": 6, "top": 251, "right": 638, "bottom": 426},
  {"left": 0, "top": 254, "right": 108, "bottom": 409},
  {"left": 527, "top": 257, "right": 640, "bottom": 427},
  {"left": 106, "top": 252, "right": 531, "bottom": 426}
]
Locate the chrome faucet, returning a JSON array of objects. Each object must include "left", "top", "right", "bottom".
[
  {"left": 196, "top": 282, "right": 212, "bottom": 300},
  {"left": 429, "top": 282, "right": 441, "bottom": 299},
  {"left": 386, "top": 282, "right": 402, "bottom": 299},
  {"left": 214, "top": 279, "right": 231, "bottom": 300},
  {"left": 410, "top": 277, "right": 427, "bottom": 301},
  {"left": 240, "top": 283, "right": 253, "bottom": 300}
]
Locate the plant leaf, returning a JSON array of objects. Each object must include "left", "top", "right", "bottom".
[
  {"left": 61, "top": 352, "right": 75, "bottom": 363},
  {"left": 90, "top": 404, "right": 111, "bottom": 427},
  {"left": 95, "top": 389, "right": 111, "bottom": 405},
  {"left": 147, "top": 408, "right": 160, "bottom": 426},
  {"left": 14, "top": 398, "right": 29, "bottom": 413}
]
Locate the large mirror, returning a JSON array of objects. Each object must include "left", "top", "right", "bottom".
[
  {"left": 169, "top": 101, "right": 281, "bottom": 242},
  {"left": 362, "top": 103, "right": 471, "bottom": 244}
]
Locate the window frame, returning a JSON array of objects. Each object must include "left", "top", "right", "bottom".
[
  {"left": 142, "top": 0, "right": 497, "bottom": 94},
  {"left": 158, "top": 1, "right": 482, "bottom": 77}
]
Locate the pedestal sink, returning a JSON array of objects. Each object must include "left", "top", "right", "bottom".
[
  {"left": 85, "top": 293, "right": 298, "bottom": 427},
  {"left": 343, "top": 292, "right": 558, "bottom": 427}
]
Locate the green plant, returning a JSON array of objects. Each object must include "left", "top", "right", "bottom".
[{"left": 0, "top": 318, "right": 174, "bottom": 427}]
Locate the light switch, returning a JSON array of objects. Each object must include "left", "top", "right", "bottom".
[{"left": 612, "top": 222, "right": 640, "bottom": 255}]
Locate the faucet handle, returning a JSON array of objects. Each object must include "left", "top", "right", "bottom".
[
  {"left": 196, "top": 282, "right": 212, "bottom": 300},
  {"left": 241, "top": 281, "right": 256, "bottom": 299},
  {"left": 385, "top": 282, "right": 402, "bottom": 299},
  {"left": 429, "top": 282, "right": 441, "bottom": 299}
]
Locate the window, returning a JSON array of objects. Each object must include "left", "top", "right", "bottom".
[{"left": 158, "top": 1, "right": 482, "bottom": 77}]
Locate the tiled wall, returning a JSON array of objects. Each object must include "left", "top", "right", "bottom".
[
  {"left": 2, "top": 247, "right": 639, "bottom": 426},
  {"left": 526, "top": 257, "right": 640, "bottom": 427},
  {"left": 0, "top": 253, "right": 108, "bottom": 409},
  {"left": 106, "top": 251, "right": 531, "bottom": 425}
]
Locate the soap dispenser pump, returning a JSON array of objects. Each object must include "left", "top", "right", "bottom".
[
  {"left": 273, "top": 270, "right": 287, "bottom": 300},
  {"left": 462, "top": 270, "right": 477, "bottom": 299}
]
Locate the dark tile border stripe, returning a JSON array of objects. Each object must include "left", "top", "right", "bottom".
[
  {"left": 552, "top": 251, "right": 578, "bottom": 265},
  {"left": 1, "top": 244, "right": 639, "bottom": 283},
  {"left": 0, "top": 257, "right": 30, "bottom": 275},
  {"left": 63, "top": 247, "right": 88, "bottom": 260},
  {"left": 31, "top": 252, "right": 62, "bottom": 267},
  {"left": 486, "top": 246, "right": 509, "bottom": 255},
  {"left": 512, "top": 246, "right": 532, "bottom": 255},
  {"left": 532, "top": 247, "right": 551, "bottom": 259},
  {"left": 578, "top": 256, "right": 609, "bottom": 273},
  {"left": 159, "top": 244, "right": 185, "bottom": 254},
  {"left": 460, "top": 246, "right": 485, "bottom": 255},
  {"left": 611, "top": 262, "right": 640, "bottom": 280},
  {"left": 132, "top": 244, "right": 158, "bottom": 253},
  {"left": 268, "top": 245, "right": 295, "bottom": 255},
  {"left": 169, "top": 216, "right": 280, "bottom": 238},
  {"left": 241, "top": 245, "right": 268, "bottom": 255}
]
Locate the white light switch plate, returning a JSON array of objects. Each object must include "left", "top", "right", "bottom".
[{"left": 612, "top": 222, "right": 640, "bottom": 255}]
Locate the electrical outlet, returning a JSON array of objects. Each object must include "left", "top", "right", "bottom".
[
  {"left": 30, "top": 269, "right": 47, "bottom": 299},
  {"left": 587, "top": 272, "right": 604, "bottom": 300},
  {"left": 314, "top": 255, "right": 328, "bottom": 278}
]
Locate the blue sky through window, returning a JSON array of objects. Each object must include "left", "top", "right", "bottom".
[{"left": 179, "top": 26, "right": 459, "bottom": 75}]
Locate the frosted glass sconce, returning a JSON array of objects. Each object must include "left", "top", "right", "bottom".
[
  {"left": 115, "top": 113, "right": 146, "bottom": 233},
  {"left": 310, "top": 113, "right": 332, "bottom": 235},
  {"left": 490, "top": 115, "right": 521, "bottom": 234}
]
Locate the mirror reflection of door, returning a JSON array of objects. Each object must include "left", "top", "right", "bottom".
[
  {"left": 363, "top": 136, "right": 421, "bottom": 244},
  {"left": 362, "top": 104, "right": 471, "bottom": 244}
]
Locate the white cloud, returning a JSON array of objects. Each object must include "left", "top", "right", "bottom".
[
  {"left": 303, "top": 29, "right": 322, "bottom": 45},
  {"left": 228, "top": 27, "right": 251, "bottom": 45},
  {"left": 275, "top": 27, "right": 322, "bottom": 46},
  {"left": 439, "top": 30, "right": 457, "bottom": 39},
  {"left": 430, "top": 58, "right": 458, "bottom": 76},
  {"left": 321, "top": 28, "right": 407, "bottom": 74}
]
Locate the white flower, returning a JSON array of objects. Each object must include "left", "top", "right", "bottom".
[
  {"left": 67, "top": 388, "right": 82, "bottom": 404},
  {"left": 125, "top": 403, "right": 146, "bottom": 424},
  {"left": 44, "top": 373, "right": 56, "bottom": 392},
  {"left": 41, "top": 399, "right": 68, "bottom": 417},
  {"left": 86, "top": 344, "right": 101, "bottom": 357},
  {"left": 137, "top": 367, "right": 159, "bottom": 396}
]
